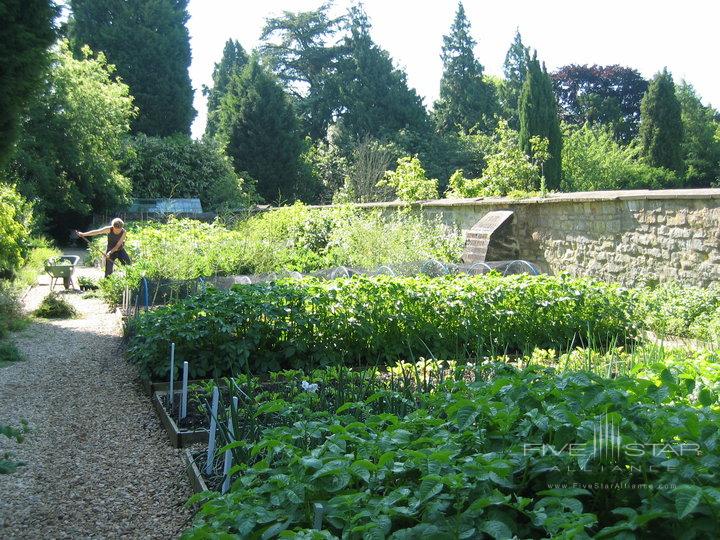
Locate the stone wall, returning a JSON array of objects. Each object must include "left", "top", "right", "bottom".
[{"left": 349, "top": 189, "right": 720, "bottom": 287}]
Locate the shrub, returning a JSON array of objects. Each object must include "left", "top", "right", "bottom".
[
  {"left": 123, "top": 134, "right": 257, "bottom": 211},
  {"left": 0, "top": 282, "right": 25, "bottom": 337},
  {"left": 378, "top": 156, "right": 439, "bottom": 202},
  {"left": 0, "top": 184, "right": 33, "bottom": 277},
  {"left": 34, "top": 293, "right": 77, "bottom": 319},
  {"left": 127, "top": 274, "right": 636, "bottom": 381},
  {"left": 561, "top": 123, "right": 677, "bottom": 191},
  {"left": 0, "top": 341, "right": 23, "bottom": 365}
]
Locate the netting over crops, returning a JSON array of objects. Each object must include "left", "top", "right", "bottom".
[{"left": 121, "top": 259, "right": 541, "bottom": 317}]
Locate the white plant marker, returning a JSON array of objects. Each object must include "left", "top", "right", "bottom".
[
  {"left": 221, "top": 397, "right": 238, "bottom": 494},
  {"left": 180, "top": 361, "right": 189, "bottom": 419},
  {"left": 313, "top": 502, "right": 324, "bottom": 530},
  {"left": 169, "top": 342, "right": 175, "bottom": 407},
  {"left": 205, "top": 387, "right": 220, "bottom": 475}
]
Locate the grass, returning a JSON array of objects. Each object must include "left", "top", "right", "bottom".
[{"left": 0, "top": 341, "right": 23, "bottom": 367}]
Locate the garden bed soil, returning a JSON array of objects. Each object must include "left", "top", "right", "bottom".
[
  {"left": 152, "top": 390, "right": 209, "bottom": 448},
  {"left": 183, "top": 447, "right": 226, "bottom": 493}
]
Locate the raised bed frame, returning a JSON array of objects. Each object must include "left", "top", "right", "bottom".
[
  {"left": 182, "top": 449, "right": 209, "bottom": 494},
  {"left": 152, "top": 390, "right": 209, "bottom": 448}
]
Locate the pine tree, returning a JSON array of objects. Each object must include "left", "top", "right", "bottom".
[
  {"left": 0, "top": 0, "right": 57, "bottom": 167},
  {"left": 518, "top": 51, "right": 562, "bottom": 187},
  {"left": 433, "top": 2, "right": 497, "bottom": 134},
  {"left": 216, "top": 57, "right": 304, "bottom": 203},
  {"left": 336, "top": 5, "right": 428, "bottom": 141},
  {"left": 639, "top": 69, "right": 683, "bottom": 173},
  {"left": 501, "top": 29, "right": 529, "bottom": 130},
  {"left": 203, "top": 39, "right": 247, "bottom": 138},
  {"left": 69, "top": 0, "right": 195, "bottom": 136}
]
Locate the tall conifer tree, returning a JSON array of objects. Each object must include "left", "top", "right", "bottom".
[
  {"left": 433, "top": 2, "right": 496, "bottom": 134},
  {"left": 501, "top": 29, "right": 529, "bottom": 130},
  {"left": 203, "top": 39, "right": 247, "bottom": 138},
  {"left": 336, "top": 5, "right": 428, "bottom": 141},
  {"left": 69, "top": 0, "right": 195, "bottom": 136},
  {"left": 519, "top": 51, "right": 562, "bottom": 187},
  {"left": 0, "top": 0, "right": 57, "bottom": 166},
  {"left": 639, "top": 69, "right": 683, "bottom": 173},
  {"left": 217, "top": 57, "right": 304, "bottom": 203}
]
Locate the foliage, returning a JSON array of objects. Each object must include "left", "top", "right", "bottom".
[
  {"left": 335, "top": 5, "right": 429, "bottom": 142},
  {"left": 123, "top": 134, "right": 256, "bottom": 211},
  {"left": 0, "top": 421, "right": 28, "bottom": 474},
  {"left": 216, "top": 56, "right": 307, "bottom": 203},
  {"left": 677, "top": 82, "right": 720, "bottom": 187},
  {"left": 0, "top": 281, "right": 26, "bottom": 338},
  {"left": 0, "top": 0, "right": 57, "bottom": 167},
  {"left": 203, "top": 39, "right": 247, "bottom": 139},
  {"left": 519, "top": 51, "right": 562, "bottom": 188},
  {"left": 185, "top": 349, "right": 720, "bottom": 538},
  {"left": 68, "top": 0, "right": 195, "bottom": 136},
  {"left": 445, "top": 169, "right": 485, "bottom": 198},
  {"left": 5, "top": 40, "right": 136, "bottom": 237},
  {"left": 0, "top": 340, "right": 23, "bottom": 366},
  {"left": 260, "top": 3, "right": 346, "bottom": 140},
  {"left": 474, "top": 120, "right": 540, "bottom": 196},
  {"left": 561, "top": 123, "right": 677, "bottom": 191},
  {"left": 500, "top": 29, "right": 529, "bottom": 130},
  {"left": 635, "top": 281, "right": 720, "bottom": 341},
  {"left": 127, "top": 273, "right": 635, "bottom": 380},
  {"left": 34, "top": 292, "right": 77, "bottom": 319},
  {"left": 14, "top": 243, "right": 61, "bottom": 289},
  {"left": 303, "top": 139, "right": 350, "bottom": 203},
  {"left": 0, "top": 184, "right": 33, "bottom": 277},
  {"left": 95, "top": 208, "right": 463, "bottom": 302},
  {"left": 378, "top": 156, "right": 439, "bottom": 202},
  {"left": 434, "top": 2, "right": 497, "bottom": 134},
  {"left": 551, "top": 64, "right": 648, "bottom": 144},
  {"left": 332, "top": 137, "right": 398, "bottom": 203},
  {"left": 639, "top": 69, "right": 684, "bottom": 173}
]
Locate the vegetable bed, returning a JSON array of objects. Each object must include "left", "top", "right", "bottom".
[{"left": 127, "top": 274, "right": 636, "bottom": 381}]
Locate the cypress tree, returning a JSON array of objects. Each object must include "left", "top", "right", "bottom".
[
  {"left": 518, "top": 51, "right": 562, "bottom": 187},
  {"left": 0, "top": 0, "right": 57, "bottom": 167},
  {"left": 639, "top": 69, "right": 683, "bottom": 173},
  {"left": 69, "top": 0, "right": 195, "bottom": 136},
  {"left": 501, "top": 29, "right": 529, "bottom": 130},
  {"left": 203, "top": 39, "right": 247, "bottom": 138},
  {"left": 434, "top": 2, "right": 497, "bottom": 134},
  {"left": 217, "top": 57, "right": 304, "bottom": 203}
]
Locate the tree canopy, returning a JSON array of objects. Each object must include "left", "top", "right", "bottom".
[
  {"left": 0, "top": 0, "right": 57, "bottom": 167},
  {"left": 519, "top": 51, "right": 562, "bottom": 187},
  {"left": 433, "top": 2, "right": 497, "bottom": 134},
  {"left": 204, "top": 39, "right": 248, "bottom": 139},
  {"left": 69, "top": 0, "right": 195, "bottom": 136},
  {"left": 639, "top": 68, "right": 683, "bottom": 173}
]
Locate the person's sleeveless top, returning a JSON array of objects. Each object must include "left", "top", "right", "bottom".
[{"left": 107, "top": 228, "right": 125, "bottom": 251}]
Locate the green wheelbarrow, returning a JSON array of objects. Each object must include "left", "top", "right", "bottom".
[{"left": 45, "top": 255, "right": 80, "bottom": 291}]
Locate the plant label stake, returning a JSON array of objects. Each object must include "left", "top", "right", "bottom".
[
  {"left": 180, "top": 361, "right": 189, "bottom": 420},
  {"left": 205, "top": 386, "right": 219, "bottom": 476},
  {"left": 221, "top": 397, "right": 238, "bottom": 494},
  {"left": 169, "top": 343, "right": 175, "bottom": 408}
]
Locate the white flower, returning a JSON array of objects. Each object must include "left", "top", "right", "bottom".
[{"left": 301, "top": 381, "right": 318, "bottom": 393}]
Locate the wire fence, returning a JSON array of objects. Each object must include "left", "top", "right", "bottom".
[{"left": 121, "top": 259, "right": 541, "bottom": 318}]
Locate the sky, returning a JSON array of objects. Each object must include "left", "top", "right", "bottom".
[{"left": 187, "top": 0, "right": 720, "bottom": 139}]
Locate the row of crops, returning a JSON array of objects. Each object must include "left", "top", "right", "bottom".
[{"left": 122, "top": 268, "right": 720, "bottom": 538}]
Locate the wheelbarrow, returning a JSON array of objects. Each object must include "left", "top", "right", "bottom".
[{"left": 45, "top": 256, "right": 80, "bottom": 291}]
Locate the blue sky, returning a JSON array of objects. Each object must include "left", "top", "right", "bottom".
[{"left": 188, "top": 0, "right": 720, "bottom": 138}]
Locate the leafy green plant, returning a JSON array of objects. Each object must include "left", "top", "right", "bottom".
[
  {"left": 0, "top": 421, "right": 28, "bottom": 474},
  {"left": 0, "top": 281, "right": 26, "bottom": 338},
  {"left": 186, "top": 357, "right": 720, "bottom": 539},
  {"left": 377, "top": 155, "right": 439, "bottom": 202},
  {"left": 0, "top": 184, "right": 33, "bottom": 277},
  {"left": 34, "top": 293, "right": 77, "bottom": 319},
  {"left": 127, "top": 273, "right": 636, "bottom": 381}
]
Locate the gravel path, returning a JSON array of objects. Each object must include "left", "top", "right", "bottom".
[{"left": 0, "top": 254, "right": 192, "bottom": 538}]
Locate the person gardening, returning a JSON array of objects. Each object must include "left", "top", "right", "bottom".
[{"left": 76, "top": 218, "right": 132, "bottom": 277}]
